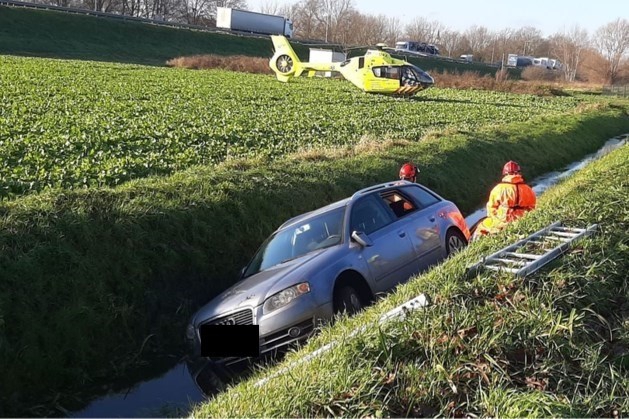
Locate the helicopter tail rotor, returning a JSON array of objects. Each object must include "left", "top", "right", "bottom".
[{"left": 269, "top": 35, "right": 304, "bottom": 82}]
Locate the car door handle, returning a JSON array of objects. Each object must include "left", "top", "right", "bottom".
[
  {"left": 398, "top": 231, "right": 406, "bottom": 238},
  {"left": 429, "top": 216, "right": 436, "bottom": 222}
]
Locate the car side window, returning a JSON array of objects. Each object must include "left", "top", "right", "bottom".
[
  {"left": 381, "top": 191, "right": 416, "bottom": 218},
  {"left": 402, "top": 185, "right": 441, "bottom": 209},
  {"left": 350, "top": 195, "right": 393, "bottom": 235}
]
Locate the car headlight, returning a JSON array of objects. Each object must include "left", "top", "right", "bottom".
[{"left": 263, "top": 282, "right": 310, "bottom": 314}]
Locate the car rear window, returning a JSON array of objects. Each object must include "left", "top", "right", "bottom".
[
  {"left": 380, "top": 191, "right": 416, "bottom": 218},
  {"left": 401, "top": 185, "right": 441, "bottom": 209}
]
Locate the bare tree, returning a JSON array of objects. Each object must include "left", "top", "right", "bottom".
[
  {"left": 182, "top": 0, "right": 212, "bottom": 23},
  {"left": 550, "top": 25, "right": 589, "bottom": 82},
  {"left": 462, "top": 25, "right": 493, "bottom": 61},
  {"left": 291, "top": 0, "right": 324, "bottom": 40},
  {"left": 258, "top": 0, "right": 280, "bottom": 14},
  {"left": 579, "top": 47, "right": 611, "bottom": 84},
  {"left": 404, "top": 17, "right": 444, "bottom": 45},
  {"left": 252, "top": 0, "right": 295, "bottom": 20},
  {"left": 594, "top": 18, "right": 629, "bottom": 84},
  {"left": 290, "top": 0, "right": 354, "bottom": 42},
  {"left": 511, "top": 26, "right": 544, "bottom": 56},
  {"left": 380, "top": 16, "right": 402, "bottom": 46},
  {"left": 438, "top": 29, "right": 463, "bottom": 58},
  {"left": 321, "top": 0, "right": 354, "bottom": 43},
  {"left": 341, "top": 11, "right": 383, "bottom": 46}
]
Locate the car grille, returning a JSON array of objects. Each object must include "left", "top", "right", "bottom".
[
  {"left": 206, "top": 309, "right": 253, "bottom": 326},
  {"left": 260, "top": 318, "right": 315, "bottom": 354}
]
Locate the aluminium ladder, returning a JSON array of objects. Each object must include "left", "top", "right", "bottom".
[{"left": 467, "top": 221, "right": 598, "bottom": 278}]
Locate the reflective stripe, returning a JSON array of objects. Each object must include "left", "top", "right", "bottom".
[{"left": 499, "top": 182, "right": 524, "bottom": 210}]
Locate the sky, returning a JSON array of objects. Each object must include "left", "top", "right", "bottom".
[{"left": 244, "top": 0, "right": 628, "bottom": 37}]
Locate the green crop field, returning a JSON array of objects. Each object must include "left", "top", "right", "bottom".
[{"left": 0, "top": 55, "right": 575, "bottom": 199}]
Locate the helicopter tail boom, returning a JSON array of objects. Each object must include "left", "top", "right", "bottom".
[{"left": 269, "top": 36, "right": 338, "bottom": 82}]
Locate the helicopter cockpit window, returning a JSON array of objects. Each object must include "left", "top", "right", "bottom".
[
  {"left": 401, "top": 65, "right": 421, "bottom": 86},
  {"left": 358, "top": 57, "right": 364, "bottom": 69},
  {"left": 372, "top": 66, "right": 400, "bottom": 80}
]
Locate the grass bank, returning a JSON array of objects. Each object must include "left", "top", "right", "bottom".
[
  {"left": 196, "top": 140, "right": 629, "bottom": 417},
  {"left": 1, "top": 5, "right": 503, "bottom": 77},
  {"left": 0, "top": 6, "right": 310, "bottom": 65},
  {"left": 0, "top": 103, "right": 627, "bottom": 415}
]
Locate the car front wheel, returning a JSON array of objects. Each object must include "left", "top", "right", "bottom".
[{"left": 334, "top": 286, "right": 363, "bottom": 315}]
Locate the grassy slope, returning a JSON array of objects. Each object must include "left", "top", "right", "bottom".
[
  {"left": 0, "top": 5, "right": 506, "bottom": 76},
  {"left": 197, "top": 142, "right": 629, "bottom": 418},
  {"left": 0, "top": 6, "right": 310, "bottom": 64},
  {"left": 0, "top": 101, "right": 627, "bottom": 415}
]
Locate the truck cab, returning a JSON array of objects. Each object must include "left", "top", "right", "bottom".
[{"left": 284, "top": 19, "right": 293, "bottom": 38}]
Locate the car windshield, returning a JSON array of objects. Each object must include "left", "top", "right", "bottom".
[{"left": 243, "top": 207, "right": 346, "bottom": 278}]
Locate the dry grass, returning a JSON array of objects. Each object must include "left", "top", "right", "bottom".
[
  {"left": 287, "top": 136, "right": 411, "bottom": 163},
  {"left": 521, "top": 66, "right": 563, "bottom": 82},
  {"left": 166, "top": 54, "right": 272, "bottom": 74},
  {"left": 432, "top": 70, "right": 549, "bottom": 95},
  {"left": 432, "top": 69, "right": 604, "bottom": 96}
]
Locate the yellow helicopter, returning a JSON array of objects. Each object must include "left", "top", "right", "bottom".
[{"left": 269, "top": 35, "right": 434, "bottom": 96}]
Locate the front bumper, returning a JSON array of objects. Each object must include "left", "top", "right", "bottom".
[{"left": 187, "top": 299, "right": 334, "bottom": 363}]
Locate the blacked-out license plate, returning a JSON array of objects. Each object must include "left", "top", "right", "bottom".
[{"left": 200, "top": 324, "right": 260, "bottom": 357}]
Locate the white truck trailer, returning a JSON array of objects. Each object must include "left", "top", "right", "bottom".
[{"left": 216, "top": 7, "right": 293, "bottom": 38}]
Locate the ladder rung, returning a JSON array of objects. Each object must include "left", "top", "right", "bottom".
[
  {"left": 485, "top": 265, "right": 520, "bottom": 273},
  {"left": 544, "top": 235, "right": 571, "bottom": 242},
  {"left": 549, "top": 231, "right": 579, "bottom": 238},
  {"left": 492, "top": 257, "right": 528, "bottom": 266},
  {"left": 551, "top": 226, "right": 585, "bottom": 233},
  {"left": 504, "top": 252, "right": 541, "bottom": 260}
]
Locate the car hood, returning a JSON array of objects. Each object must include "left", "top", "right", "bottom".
[{"left": 192, "top": 249, "right": 327, "bottom": 326}]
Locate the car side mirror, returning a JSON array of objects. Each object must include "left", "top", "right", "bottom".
[{"left": 351, "top": 230, "right": 373, "bottom": 247}]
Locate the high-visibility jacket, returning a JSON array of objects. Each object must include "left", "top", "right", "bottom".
[
  {"left": 473, "top": 174, "right": 537, "bottom": 238},
  {"left": 486, "top": 174, "right": 536, "bottom": 224}
]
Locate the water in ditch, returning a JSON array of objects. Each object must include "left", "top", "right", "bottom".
[{"left": 71, "top": 134, "right": 627, "bottom": 418}]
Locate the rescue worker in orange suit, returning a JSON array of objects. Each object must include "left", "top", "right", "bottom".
[
  {"left": 399, "top": 163, "right": 419, "bottom": 182},
  {"left": 472, "top": 161, "right": 536, "bottom": 239}
]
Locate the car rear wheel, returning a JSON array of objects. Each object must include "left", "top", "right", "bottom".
[
  {"left": 334, "top": 286, "right": 363, "bottom": 315},
  {"left": 446, "top": 229, "right": 467, "bottom": 256}
]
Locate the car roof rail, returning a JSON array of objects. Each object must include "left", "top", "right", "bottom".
[{"left": 351, "top": 180, "right": 411, "bottom": 200}]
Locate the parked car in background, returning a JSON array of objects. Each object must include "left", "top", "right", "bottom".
[
  {"left": 186, "top": 181, "right": 470, "bottom": 363},
  {"left": 395, "top": 41, "right": 440, "bottom": 56},
  {"left": 460, "top": 54, "right": 473, "bottom": 63}
]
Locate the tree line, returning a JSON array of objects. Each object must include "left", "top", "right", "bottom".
[{"left": 26, "top": 0, "right": 629, "bottom": 83}]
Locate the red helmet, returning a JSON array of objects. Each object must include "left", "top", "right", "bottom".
[
  {"left": 399, "top": 163, "right": 418, "bottom": 181},
  {"left": 502, "top": 160, "right": 521, "bottom": 175}
]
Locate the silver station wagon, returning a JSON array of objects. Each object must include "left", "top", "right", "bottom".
[{"left": 186, "top": 181, "right": 470, "bottom": 362}]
